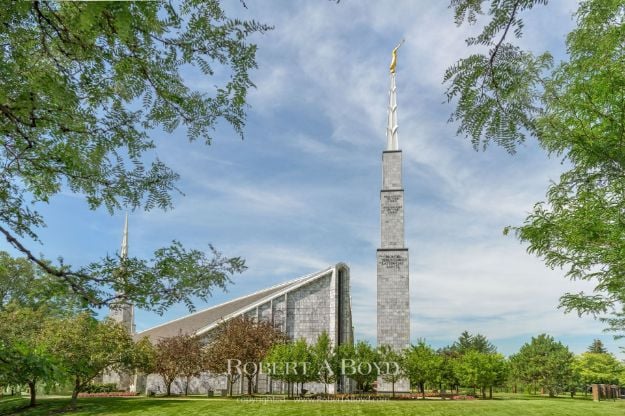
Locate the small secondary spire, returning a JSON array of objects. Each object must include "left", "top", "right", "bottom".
[{"left": 120, "top": 212, "right": 128, "bottom": 260}]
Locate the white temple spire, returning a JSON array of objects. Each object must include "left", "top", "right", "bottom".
[
  {"left": 120, "top": 212, "right": 128, "bottom": 260},
  {"left": 386, "top": 40, "right": 404, "bottom": 151}
]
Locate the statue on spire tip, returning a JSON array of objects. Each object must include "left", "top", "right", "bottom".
[{"left": 389, "top": 39, "right": 405, "bottom": 74}]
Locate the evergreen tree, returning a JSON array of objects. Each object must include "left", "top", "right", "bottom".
[
  {"left": 587, "top": 339, "right": 608, "bottom": 354},
  {"left": 452, "top": 331, "right": 496, "bottom": 355}
]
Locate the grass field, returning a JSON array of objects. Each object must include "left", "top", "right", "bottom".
[{"left": 1, "top": 395, "right": 624, "bottom": 416}]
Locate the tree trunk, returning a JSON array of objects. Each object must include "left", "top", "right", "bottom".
[
  {"left": 481, "top": 387, "right": 486, "bottom": 399},
  {"left": 28, "top": 381, "right": 36, "bottom": 407},
  {"left": 489, "top": 386, "right": 493, "bottom": 399},
  {"left": 392, "top": 380, "right": 395, "bottom": 398},
  {"left": 247, "top": 376, "right": 253, "bottom": 396},
  {"left": 184, "top": 375, "right": 190, "bottom": 396},
  {"left": 166, "top": 380, "right": 172, "bottom": 396},
  {"left": 70, "top": 377, "right": 81, "bottom": 409},
  {"left": 420, "top": 382, "right": 425, "bottom": 399}
]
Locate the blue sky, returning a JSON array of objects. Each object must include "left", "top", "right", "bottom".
[{"left": 5, "top": 0, "right": 623, "bottom": 357}]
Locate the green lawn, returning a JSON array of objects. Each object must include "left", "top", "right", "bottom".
[{"left": 1, "top": 395, "right": 624, "bottom": 416}]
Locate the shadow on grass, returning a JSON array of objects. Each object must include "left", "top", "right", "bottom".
[{"left": 0, "top": 397, "right": 195, "bottom": 416}]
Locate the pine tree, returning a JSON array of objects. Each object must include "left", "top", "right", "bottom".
[{"left": 587, "top": 339, "right": 608, "bottom": 354}]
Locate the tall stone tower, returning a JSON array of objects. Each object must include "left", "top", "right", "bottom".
[
  {"left": 377, "top": 42, "right": 410, "bottom": 392},
  {"left": 109, "top": 214, "right": 135, "bottom": 334}
]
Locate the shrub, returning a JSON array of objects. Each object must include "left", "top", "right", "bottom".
[{"left": 83, "top": 383, "right": 119, "bottom": 393}]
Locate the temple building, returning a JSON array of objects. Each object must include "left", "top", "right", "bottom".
[
  {"left": 104, "top": 44, "right": 412, "bottom": 396},
  {"left": 103, "top": 217, "right": 353, "bottom": 394},
  {"left": 136, "top": 264, "right": 353, "bottom": 394}
]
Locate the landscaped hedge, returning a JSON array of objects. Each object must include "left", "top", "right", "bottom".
[
  {"left": 78, "top": 392, "right": 139, "bottom": 398},
  {"left": 82, "top": 383, "right": 119, "bottom": 393}
]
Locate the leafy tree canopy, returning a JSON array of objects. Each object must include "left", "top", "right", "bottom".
[
  {"left": 454, "top": 350, "right": 507, "bottom": 399},
  {"left": 0, "top": 307, "right": 63, "bottom": 407},
  {"left": 446, "top": 0, "right": 625, "bottom": 335},
  {"left": 574, "top": 351, "right": 625, "bottom": 385},
  {"left": 404, "top": 339, "right": 443, "bottom": 398},
  {"left": 0, "top": 251, "right": 83, "bottom": 314},
  {"left": 1, "top": 0, "right": 269, "bottom": 312},
  {"left": 509, "top": 333, "right": 574, "bottom": 397},
  {"left": 44, "top": 313, "right": 139, "bottom": 407}
]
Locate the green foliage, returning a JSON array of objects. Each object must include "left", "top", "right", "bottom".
[
  {"left": 587, "top": 339, "right": 608, "bottom": 354},
  {"left": 509, "top": 334, "right": 575, "bottom": 397},
  {"left": 0, "top": 307, "right": 62, "bottom": 407},
  {"left": 451, "top": 331, "right": 497, "bottom": 355},
  {"left": 265, "top": 338, "right": 314, "bottom": 397},
  {"left": 82, "top": 383, "right": 119, "bottom": 393},
  {"left": 446, "top": 0, "right": 552, "bottom": 152},
  {"left": 574, "top": 352, "right": 625, "bottom": 385},
  {"left": 377, "top": 344, "right": 405, "bottom": 396},
  {"left": 43, "top": 313, "right": 137, "bottom": 406},
  {"left": 447, "top": 0, "right": 625, "bottom": 336},
  {"left": 454, "top": 350, "right": 507, "bottom": 398},
  {"left": 403, "top": 340, "right": 442, "bottom": 398},
  {"left": 339, "top": 340, "right": 379, "bottom": 392},
  {"left": 0, "top": 0, "right": 266, "bottom": 311},
  {"left": 0, "top": 251, "right": 83, "bottom": 314},
  {"left": 310, "top": 331, "right": 337, "bottom": 393}
]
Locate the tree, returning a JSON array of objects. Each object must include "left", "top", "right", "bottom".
[
  {"left": 205, "top": 316, "right": 286, "bottom": 396},
  {"left": 446, "top": 0, "right": 625, "bottom": 335},
  {"left": 137, "top": 333, "right": 209, "bottom": 396},
  {"left": 289, "top": 338, "right": 316, "bottom": 395},
  {"left": 587, "top": 339, "right": 608, "bottom": 354},
  {"left": 44, "top": 313, "right": 137, "bottom": 407},
  {"left": 455, "top": 350, "right": 507, "bottom": 399},
  {"left": 509, "top": 334, "right": 574, "bottom": 397},
  {"left": 377, "top": 344, "right": 405, "bottom": 397},
  {"left": 264, "top": 338, "right": 316, "bottom": 397},
  {"left": 165, "top": 333, "right": 209, "bottom": 396},
  {"left": 0, "top": 0, "right": 270, "bottom": 313},
  {"left": 265, "top": 342, "right": 298, "bottom": 398},
  {"left": 574, "top": 352, "right": 624, "bottom": 386},
  {"left": 0, "top": 307, "right": 59, "bottom": 407},
  {"left": 451, "top": 331, "right": 497, "bottom": 355},
  {"left": 340, "top": 340, "right": 378, "bottom": 393},
  {"left": 0, "top": 252, "right": 36, "bottom": 310},
  {"left": 152, "top": 335, "right": 185, "bottom": 396},
  {"left": 404, "top": 340, "right": 442, "bottom": 398},
  {"left": 0, "top": 251, "right": 83, "bottom": 315},
  {"left": 310, "top": 331, "right": 336, "bottom": 394},
  {"left": 437, "top": 347, "right": 461, "bottom": 395}
]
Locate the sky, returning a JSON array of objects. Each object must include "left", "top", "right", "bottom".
[{"left": 4, "top": 0, "right": 623, "bottom": 357}]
